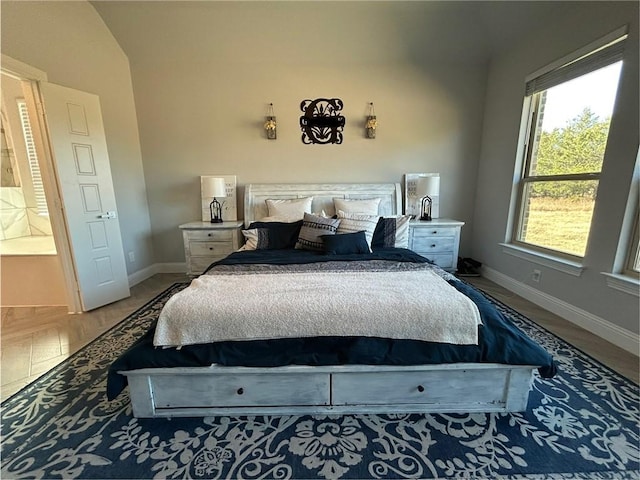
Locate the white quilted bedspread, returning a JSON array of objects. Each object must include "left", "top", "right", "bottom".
[{"left": 153, "top": 269, "right": 482, "bottom": 348}]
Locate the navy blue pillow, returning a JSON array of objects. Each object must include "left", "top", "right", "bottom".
[
  {"left": 247, "top": 220, "right": 303, "bottom": 249},
  {"left": 371, "top": 217, "right": 391, "bottom": 248},
  {"left": 321, "top": 231, "right": 370, "bottom": 255}
]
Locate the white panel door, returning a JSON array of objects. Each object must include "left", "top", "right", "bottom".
[{"left": 39, "top": 82, "right": 130, "bottom": 310}]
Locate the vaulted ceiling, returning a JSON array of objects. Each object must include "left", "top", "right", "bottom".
[{"left": 90, "top": 1, "right": 572, "bottom": 66}]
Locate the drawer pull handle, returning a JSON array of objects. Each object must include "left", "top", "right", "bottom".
[
  {"left": 431, "top": 244, "right": 436, "bottom": 248},
  {"left": 209, "top": 247, "right": 213, "bottom": 250},
  {"left": 432, "top": 230, "right": 438, "bottom": 234},
  {"left": 417, "top": 385, "right": 425, "bottom": 393},
  {"left": 237, "top": 388, "right": 244, "bottom": 395},
  {"left": 208, "top": 233, "right": 212, "bottom": 237}
]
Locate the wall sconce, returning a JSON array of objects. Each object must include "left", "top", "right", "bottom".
[
  {"left": 202, "top": 177, "right": 227, "bottom": 223},
  {"left": 416, "top": 175, "right": 440, "bottom": 221},
  {"left": 264, "top": 103, "right": 277, "bottom": 140},
  {"left": 365, "top": 102, "right": 377, "bottom": 139}
]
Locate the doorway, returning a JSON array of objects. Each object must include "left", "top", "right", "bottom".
[
  {"left": 1, "top": 73, "right": 57, "bottom": 256},
  {"left": 0, "top": 69, "right": 69, "bottom": 308},
  {"left": 1, "top": 55, "right": 131, "bottom": 312}
]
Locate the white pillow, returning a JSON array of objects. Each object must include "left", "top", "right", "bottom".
[
  {"left": 336, "top": 211, "right": 380, "bottom": 251},
  {"left": 238, "top": 229, "right": 259, "bottom": 251},
  {"left": 265, "top": 197, "right": 313, "bottom": 220},
  {"left": 255, "top": 215, "right": 301, "bottom": 223},
  {"left": 333, "top": 198, "right": 381, "bottom": 216}
]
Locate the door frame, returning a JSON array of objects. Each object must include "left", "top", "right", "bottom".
[{"left": 2, "top": 54, "right": 83, "bottom": 313}]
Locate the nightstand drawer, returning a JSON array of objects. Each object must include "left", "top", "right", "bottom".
[
  {"left": 411, "top": 227, "right": 457, "bottom": 239},
  {"left": 410, "top": 236, "right": 455, "bottom": 253},
  {"left": 418, "top": 253, "right": 454, "bottom": 269},
  {"left": 186, "top": 230, "right": 233, "bottom": 242},
  {"left": 189, "top": 241, "right": 234, "bottom": 257}
]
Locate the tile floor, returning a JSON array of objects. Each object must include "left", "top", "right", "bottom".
[{"left": 1, "top": 273, "right": 637, "bottom": 402}]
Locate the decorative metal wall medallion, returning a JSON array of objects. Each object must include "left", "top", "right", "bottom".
[{"left": 299, "top": 98, "right": 345, "bottom": 144}]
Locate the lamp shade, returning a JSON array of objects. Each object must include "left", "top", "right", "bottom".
[
  {"left": 416, "top": 175, "right": 440, "bottom": 197},
  {"left": 202, "top": 177, "right": 226, "bottom": 198}
]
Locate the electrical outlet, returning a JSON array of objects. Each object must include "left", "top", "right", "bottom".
[
  {"left": 128, "top": 251, "right": 135, "bottom": 263},
  {"left": 532, "top": 269, "right": 541, "bottom": 283}
]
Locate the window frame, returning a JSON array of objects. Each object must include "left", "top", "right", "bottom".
[
  {"left": 510, "top": 30, "right": 627, "bottom": 261},
  {"left": 622, "top": 194, "right": 640, "bottom": 279}
]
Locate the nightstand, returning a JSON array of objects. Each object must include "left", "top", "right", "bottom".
[
  {"left": 179, "top": 221, "right": 243, "bottom": 275},
  {"left": 408, "top": 219, "right": 465, "bottom": 272}
]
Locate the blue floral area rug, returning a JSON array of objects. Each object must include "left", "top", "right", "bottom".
[{"left": 1, "top": 283, "right": 638, "bottom": 479}]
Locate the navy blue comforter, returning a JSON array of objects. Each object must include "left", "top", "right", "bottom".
[{"left": 107, "top": 248, "right": 556, "bottom": 400}]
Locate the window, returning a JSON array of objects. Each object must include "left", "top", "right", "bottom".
[{"left": 513, "top": 34, "right": 626, "bottom": 259}]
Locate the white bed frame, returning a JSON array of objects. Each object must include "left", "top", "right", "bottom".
[{"left": 122, "top": 183, "right": 538, "bottom": 418}]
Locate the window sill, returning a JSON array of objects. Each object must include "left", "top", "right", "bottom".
[
  {"left": 601, "top": 272, "right": 640, "bottom": 297},
  {"left": 500, "top": 243, "right": 584, "bottom": 276}
]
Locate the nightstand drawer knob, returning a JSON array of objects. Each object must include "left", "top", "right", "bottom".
[
  {"left": 431, "top": 244, "right": 436, "bottom": 248},
  {"left": 208, "top": 233, "right": 212, "bottom": 237},
  {"left": 237, "top": 387, "right": 244, "bottom": 395},
  {"left": 417, "top": 385, "right": 425, "bottom": 393},
  {"left": 432, "top": 230, "right": 438, "bottom": 234},
  {"left": 209, "top": 247, "right": 214, "bottom": 250}
]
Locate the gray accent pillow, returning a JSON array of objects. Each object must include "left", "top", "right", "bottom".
[{"left": 295, "top": 213, "right": 341, "bottom": 251}]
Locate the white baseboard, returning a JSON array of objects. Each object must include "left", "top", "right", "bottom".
[
  {"left": 482, "top": 266, "right": 639, "bottom": 357},
  {"left": 128, "top": 263, "right": 187, "bottom": 287}
]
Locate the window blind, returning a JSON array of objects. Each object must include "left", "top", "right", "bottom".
[
  {"left": 525, "top": 36, "right": 627, "bottom": 96},
  {"left": 18, "top": 100, "right": 49, "bottom": 216}
]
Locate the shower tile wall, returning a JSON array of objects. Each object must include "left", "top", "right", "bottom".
[
  {"left": 1, "top": 187, "right": 31, "bottom": 240},
  {"left": 26, "top": 209, "right": 53, "bottom": 235}
]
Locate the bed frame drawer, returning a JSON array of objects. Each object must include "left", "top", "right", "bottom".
[
  {"left": 332, "top": 369, "right": 517, "bottom": 406},
  {"left": 151, "top": 372, "right": 331, "bottom": 409},
  {"left": 124, "top": 364, "right": 535, "bottom": 417}
]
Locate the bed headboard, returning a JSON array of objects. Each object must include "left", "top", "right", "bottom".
[{"left": 244, "top": 183, "right": 402, "bottom": 227}]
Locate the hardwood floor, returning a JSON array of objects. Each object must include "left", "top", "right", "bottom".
[
  {"left": 1, "top": 273, "right": 188, "bottom": 401},
  {"left": 1, "top": 273, "right": 637, "bottom": 402}
]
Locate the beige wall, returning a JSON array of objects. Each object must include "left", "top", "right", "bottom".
[
  {"left": 473, "top": 2, "right": 639, "bottom": 334},
  {"left": 1, "top": 0, "right": 154, "bottom": 276},
  {"left": 93, "top": 1, "right": 489, "bottom": 263}
]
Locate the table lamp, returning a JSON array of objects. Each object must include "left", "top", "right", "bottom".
[
  {"left": 202, "top": 177, "right": 226, "bottom": 223},
  {"left": 416, "top": 175, "right": 440, "bottom": 221}
]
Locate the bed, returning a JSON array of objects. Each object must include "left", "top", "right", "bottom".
[{"left": 108, "top": 183, "right": 556, "bottom": 418}]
